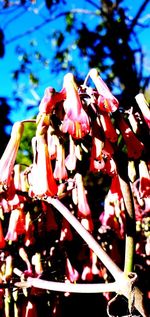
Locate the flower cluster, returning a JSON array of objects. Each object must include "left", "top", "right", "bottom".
[{"left": 0, "top": 69, "right": 149, "bottom": 316}]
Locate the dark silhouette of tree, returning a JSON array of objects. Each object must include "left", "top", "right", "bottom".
[{"left": 0, "top": 97, "right": 11, "bottom": 157}]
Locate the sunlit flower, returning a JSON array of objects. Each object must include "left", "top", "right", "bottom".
[
  {"left": 126, "top": 107, "right": 139, "bottom": 134},
  {"left": 31, "top": 253, "right": 43, "bottom": 277},
  {"left": 81, "top": 265, "right": 93, "bottom": 281},
  {"left": 135, "top": 93, "right": 150, "bottom": 129},
  {"left": 4, "top": 255, "right": 13, "bottom": 281},
  {"left": 89, "top": 136, "right": 105, "bottom": 172},
  {"left": 75, "top": 173, "right": 93, "bottom": 232},
  {"left": 139, "top": 160, "right": 150, "bottom": 198},
  {"left": 100, "top": 175, "right": 126, "bottom": 239},
  {"left": 100, "top": 113, "right": 118, "bottom": 142},
  {"left": 0, "top": 122, "right": 24, "bottom": 193},
  {"left": 47, "top": 126, "right": 58, "bottom": 159},
  {"left": 38, "top": 86, "right": 66, "bottom": 114},
  {"left": 61, "top": 73, "right": 90, "bottom": 138},
  {"left": 65, "top": 257, "right": 79, "bottom": 283},
  {"left": 60, "top": 217, "right": 73, "bottom": 241},
  {"left": 19, "top": 247, "right": 32, "bottom": 274},
  {"left": 117, "top": 114, "right": 144, "bottom": 159},
  {"left": 101, "top": 156, "right": 117, "bottom": 176},
  {"left": 29, "top": 134, "right": 58, "bottom": 198},
  {"left": 5, "top": 206, "right": 25, "bottom": 242},
  {"left": 24, "top": 211, "right": 35, "bottom": 247},
  {"left": 89, "top": 68, "right": 119, "bottom": 112},
  {"left": 13, "top": 164, "right": 22, "bottom": 190},
  {"left": 75, "top": 173, "right": 91, "bottom": 218},
  {"left": 65, "top": 135, "right": 77, "bottom": 171},
  {"left": 53, "top": 140, "right": 68, "bottom": 181}
]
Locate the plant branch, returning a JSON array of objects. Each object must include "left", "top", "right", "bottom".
[{"left": 45, "top": 197, "right": 148, "bottom": 317}]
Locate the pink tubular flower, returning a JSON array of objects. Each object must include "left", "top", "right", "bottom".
[
  {"left": 100, "top": 113, "right": 118, "bottom": 142},
  {"left": 61, "top": 73, "right": 90, "bottom": 139},
  {"left": 47, "top": 126, "right": 57, "bottom": 160},
  {"left": 65, "top": 257, "right": 79, "bottom": 283},
  {"left": 89, "top": 68, "right": 119, "bottom": 112},
  {"left": 89, "top": 136, "right": 105, "bottom": 172},
  {"left": 100, "top": 175, "right": 126, "bottom": 239},
  {"left": 5, "top": 207, "right": 25, "bottom": 242},
  {"left": 135, "top": 93, "right": 150, "bottom": 129},
  {"left": 75, "top": 173, "right": 94, "bottom": 232},
  {"left": 53, "top": 140, "right": 68, "bottom": 181},
  {"left": 81, "top": 265, "right": 93, "bottom": 281},
  {"left": 38, "top": 86, "right": 66, "bottom": 114},
  {"left": 75, "top": 173, "right": 91, "bottom": 218},
  {"left": 139, "top": 160, "right": 150, "bottom": 198},
  {"left": 60, "top": 218, "right": 73, "bottom": 241},
  {"left": 24, "top": 211, "right": 35, "bottom": 247},
  {"left": 0, "top": 122, "right": 24, "bottom": 193},
  {"left": 101, "top": 156, "right": 117, "bottom": 176},
  {"left": 117, "top": 115, "right": 144, "bottom": 159},
  {"left": 29, "top": 134, "right": 58, "bottom": 198},
  {"left": 65, "top": 135, "right": 77, "bottom": 171}
]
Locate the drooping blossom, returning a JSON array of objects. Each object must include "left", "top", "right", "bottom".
[
  {"left": 91, "top": 250, "right": 100, "bottom": 276},
  {"left": 100, "top": 113, "right": 118, "bottom": 142},
  {"left": 47, "top": 126, "right": 57, "bottom": 159},
  {"left": 29, "top": 134, "right": 58, "bottom": 198},
  {"left": 19, "top": 247, "right": 32, "bottom": 274},
  {"left": 100, "top": 175, "right": 126, "bottom": 239},
  {"left": 101, "top": 156, "right": 117, "bottom": 176},
  {"left": 38, "top": 86, "right": 66, "bottom": 114},
  {"left": 65, "top": 257, "right": 79, "bottom": 283},
  {"left": 81, "top": 265, "right": 93, "bottom": 281},
  {"left": 89, "top": 136, "right": 105, "bottom": 172},
  {"left": 0, "top": 121, "right": 24, "bottom": 193},
  {"left": 117, "top": 114, "right": 144, "bottom": 159},
  {"left": 36, "top": 112, "right": 50, "bottom": 135},
  {"left": 0, "top": 198, "right": 11, "bottom": 213},
  {"left": 4, "top": 255, "right": 13, "bottom": 281},
  {"left": 135, "top": 93, "right": 150, "bottom": 129},
  {"left": 89, "top": 68, "right": 119, "bottom": 112},
  {"left": 75, "top": 173, "right": 93, "bottom": 232},
  {"left": 75, "top": 173, "right": 91, "bottom": 218},
  {"left": 13, "top": 164, "right": 22, "bottom": 190},
  {"left": 61, "top": 73, "right": 90, "bottom": 139},
  {"left": 53, "top": 140, "right": 68, "bottom": 181},
  {"left": 60, "top": 217, "right": 73, "bottom": 241},
  {"left": 127, "top": 107, "right": 139, "bottom": 134},
  {"left": 31, "top": 252, "right": 43, "bottom": 277},
  {"left": 5, "top": 206, "right": 25, "bottom": 242},
  {"left": 138, "top": 160, "right": 150, "bottom": 198},
  {"left": 24, "top": 211, "right": 35, "bottom": 247},
  {"left": 65, "top": 135, "right": 77, "bottom": 171}
]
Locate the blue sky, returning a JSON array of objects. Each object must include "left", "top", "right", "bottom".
[{"left": 0, "top": 0, "right": 150, "bottom": 123}]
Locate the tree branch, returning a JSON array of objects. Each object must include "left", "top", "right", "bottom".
[{"left": 129, "top": 0, "right": 150, "bottom": 32}]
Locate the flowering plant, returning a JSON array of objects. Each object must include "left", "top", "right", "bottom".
[{"left": 0, "top": 69, "right": 149, "bottom": 317}]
